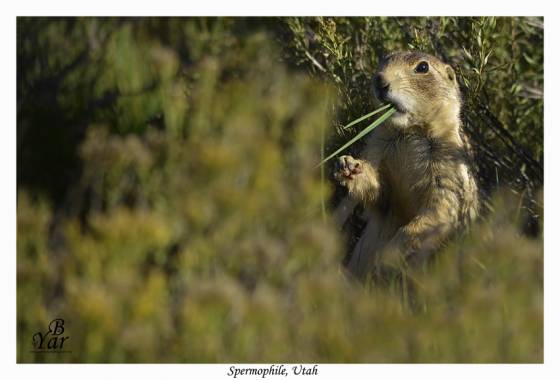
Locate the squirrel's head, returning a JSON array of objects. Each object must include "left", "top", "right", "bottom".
[{"left": 373, "top": 51, "right": 461, "bottom": 129}]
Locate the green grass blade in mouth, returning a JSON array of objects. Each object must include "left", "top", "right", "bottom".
[
  {"left": 342, "top": 103, "right": 392, "bottom": 130},
  {"left": 318, "top": 107, "right": 396, "bottom": 167}
]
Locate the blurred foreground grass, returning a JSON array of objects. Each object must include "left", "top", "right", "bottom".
[{"left": 17, "top": 17, "right": 542, "bottom": 363}]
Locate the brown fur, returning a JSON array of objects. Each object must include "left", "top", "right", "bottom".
[{"left": 334, "top": 51, "right": 478, "bottom": 278}]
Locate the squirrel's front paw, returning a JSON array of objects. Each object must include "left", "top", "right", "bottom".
[{"left": 334, "top": 155, "right": 363, "bottom": 185}]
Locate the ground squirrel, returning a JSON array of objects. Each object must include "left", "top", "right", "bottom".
[{"left": 334, "top": 51, "right": 478, "bottom": 278}]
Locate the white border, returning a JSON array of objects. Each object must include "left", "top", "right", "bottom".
[
  {"left": 4, "top": 0, "right": 551, "bottom": 17},
  {"left": 2, "top": 1, "right": 557, "bottom": 379}
]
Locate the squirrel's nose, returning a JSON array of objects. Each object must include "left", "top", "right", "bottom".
[{"left": 373, "top": 74, "right": 390, "bottom": 96}]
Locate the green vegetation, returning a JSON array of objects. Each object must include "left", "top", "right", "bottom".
[
  {"left": 284, "top": 17, "right": 543, "bottom": 211},
  {"left": 17, "top": 17, "right": 542, "bottom": 363},
  {"left": 319, "top": 104, "right": 396, "bottom": 166}
]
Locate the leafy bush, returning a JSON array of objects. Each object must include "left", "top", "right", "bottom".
[
  {"left": 17, "top": 17, "right": 542, "bottom": 363},
  {"left": 282, "top": 17, "right": 543, "bottom": 219}
]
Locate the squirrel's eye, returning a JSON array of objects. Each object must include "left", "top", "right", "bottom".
[{"left": 415, "top": 61, "right": 429, "bottom": 73}]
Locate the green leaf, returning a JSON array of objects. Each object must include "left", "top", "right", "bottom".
[
  {"left": 342, "top": 103, "right": 392, "bottom": 130},
  {"left": 318, "top": 107, "right": 396, "bottom": 167}
]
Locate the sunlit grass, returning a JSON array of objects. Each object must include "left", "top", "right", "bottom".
[{"left": 319, "top": 105, "right": 396, "bottom": 166}]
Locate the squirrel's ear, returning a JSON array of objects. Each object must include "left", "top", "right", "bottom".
[{"left": 445, "top": 65, "right": 456, "bottom": 82}]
